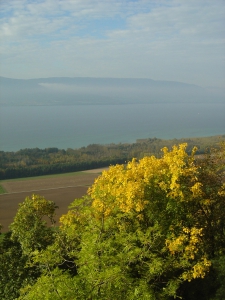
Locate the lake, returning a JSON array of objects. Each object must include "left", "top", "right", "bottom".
[{"left": 0, "top": 102, "right": 224, "bottom": 152}]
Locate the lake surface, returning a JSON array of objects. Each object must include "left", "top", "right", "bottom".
[{"left": 0, "top": 103, "right": 224, "bottom": 152}]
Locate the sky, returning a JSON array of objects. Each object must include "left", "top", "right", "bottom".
[{"left": 0, "top": 0, "right": 225, "bottom": 88}]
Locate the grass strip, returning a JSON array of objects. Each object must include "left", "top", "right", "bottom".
[
  {"left": 0, "top": 171, "right": 87, "bottom": 183},
  {"left": 0, "top": 185, "right": 7, "bottom": 194}
]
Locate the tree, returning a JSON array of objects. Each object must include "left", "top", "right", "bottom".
[
  {"left": 0, "top": 232, "right": 40, "bottom": 300},
  {"left": 0, "top": 195, "right": 58, "bottom": 299},
  {"left": 18, "top": 143, "right": 225, "bottom": 299},
  {"left": 10, "top": 194, "right": 58, "bottom": 254}
]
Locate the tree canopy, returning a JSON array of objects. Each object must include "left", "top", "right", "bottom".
[{"left": 0, "top": 142, "right": 224, "bottom": 299}]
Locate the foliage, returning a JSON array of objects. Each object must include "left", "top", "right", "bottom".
[
  {"left": 10, "top": 194, "right": 58, "bottom": 254},
  {"left": 0, "top": 195, "right": 58, "bottom": 299},
  {"left": 0, "top": 232, "right": 40, "bottom": 300},
  {"left": 210, "top": 256, "right": 225, "bottom": 300},
  {"left": 1, "top": 142, "right": 224, "bottom": 299}
]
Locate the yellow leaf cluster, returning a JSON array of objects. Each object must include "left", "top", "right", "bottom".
[
  {"left": 190, "top": 182, "right": 203, "bottom": 198},
  {"left": 166, "top": 227, "right": 204, "bottom": 260},
  {"left": 60, "top": 211, "right": 77, "bottom": 228},
  {"left": 89, "top": 144, "right": 200, "bottom": 218},
  {"left": 218, "top": 183, "right": 225, "bottom": 196},
  {"left": 166, "top": 227, "right": 211, "bottom": 281},
  {"left": 182, "top": 257, "right": 211, "bottom": 281}
]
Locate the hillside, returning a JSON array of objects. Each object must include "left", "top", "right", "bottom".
[{"left": 0, "top": 76, "right": 224, "bottom": 106}]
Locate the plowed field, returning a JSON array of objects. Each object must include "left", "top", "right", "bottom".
[{"left": 0, "top": 168, "right": 107, "bottom": 232}]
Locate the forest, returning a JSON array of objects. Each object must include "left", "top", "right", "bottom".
[
  {"left": 0, "top": 141, "right": 225, "bottom": 299},
  {"left": 0, "top": 135, "right": 224, "bottom": 180}
]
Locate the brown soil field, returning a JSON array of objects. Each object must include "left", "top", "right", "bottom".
[{"left": 0, "top": 168, "right": 108, "bottom": 232}]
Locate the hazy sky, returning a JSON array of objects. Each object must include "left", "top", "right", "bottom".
[{"left": 0, "top": 0, "right": 225, "bottom": 87}]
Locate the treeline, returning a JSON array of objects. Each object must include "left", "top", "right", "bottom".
[{"left": 0, "top": 135, "right": 224, "bottom": 180}]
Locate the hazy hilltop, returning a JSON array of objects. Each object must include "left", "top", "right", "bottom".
[{"left": 0, "top": 76, "right": 224, "bottom": 106}]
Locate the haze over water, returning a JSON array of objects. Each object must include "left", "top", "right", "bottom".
[{"left": 0, "top": 102, "right": 224, "bottom": 152}]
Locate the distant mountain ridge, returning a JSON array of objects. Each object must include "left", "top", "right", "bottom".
[{"left": 0, "top": 76, "right": 224, "bottom": 105}]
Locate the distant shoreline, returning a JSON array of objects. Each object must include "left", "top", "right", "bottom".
[{"left": 1, "top": 134, "right": 224, "bottom": 153}]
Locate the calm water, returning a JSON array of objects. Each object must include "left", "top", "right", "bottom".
[{"left": 0, "top": 103, "right": 224, "bottom": 151}]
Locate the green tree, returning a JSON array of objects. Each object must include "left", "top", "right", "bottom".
[
  {"left": 0, "top": 232, "right": 40, "bottom": 300},
  {"left": 0, "top": 195, "right": 58, "bottom": 299},
  {"left": 10, "top": 194, "right": 58, "bottom": 255}
]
